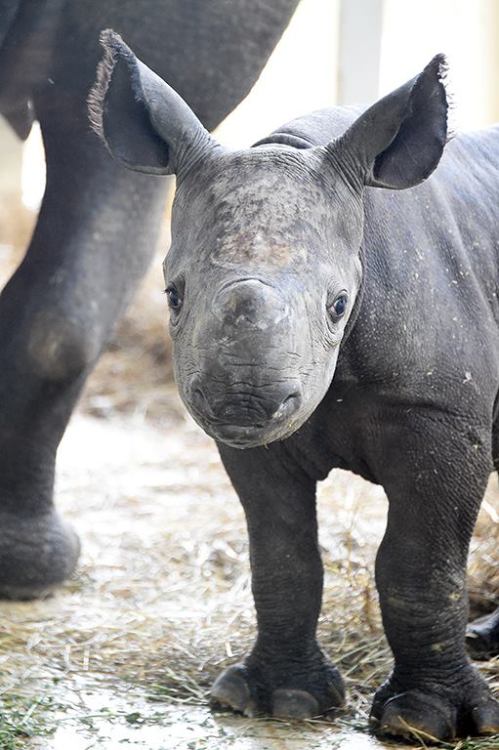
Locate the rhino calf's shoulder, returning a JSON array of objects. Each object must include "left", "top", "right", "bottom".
[{"left": 91, "top": 31, "right": 499, "bottom": 741}]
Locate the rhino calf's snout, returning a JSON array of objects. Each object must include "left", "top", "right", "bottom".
[
  {"left": 188, "top": 376, "right": 302, "bottom": 429},
  {"left": 181, "top": 276, "right": 304, "bottom": 444}
]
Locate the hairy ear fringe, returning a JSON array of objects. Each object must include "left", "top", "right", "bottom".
[
  {"left": 431, "top": 53, "right": 455, "bottom": 144},
  {"left": 88, "top": 29, "right": 119, "bottom": 138},
  {"left": 420, "top": 53, "right": 454, "bottom": 145},
  {"left": 87, "top": 29, "right": 141, "bottom": 139}
]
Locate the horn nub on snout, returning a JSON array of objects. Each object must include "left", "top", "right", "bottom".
[
  {"left": 88, "top": 29, "right": 220, "bottom": 177},
  {"left": 212, "top": 279, "right": 289, "bottom": 331}
]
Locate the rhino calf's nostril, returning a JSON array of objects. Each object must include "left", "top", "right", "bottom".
[{"left": 274, "top": 390, "right": 302, "bottom": 419}]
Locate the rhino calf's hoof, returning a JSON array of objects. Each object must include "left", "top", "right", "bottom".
[
  {"left": 370, "top": 671, "right": 499, "bottom": 741},
  {"left": 210, "top": 665, "right": 258, "bottom": 716},
  {"left": 271, "top": 688, "right": 321, "bottom": 719},
  {"left": 0, "top": 510, "right": 80, "bottom": 600},
  {"left": 210, "top": 655, "right": 344, "bottom": 718}
]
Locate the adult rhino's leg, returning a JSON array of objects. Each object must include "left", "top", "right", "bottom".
[
  {"left": 467, "top": 607, "right": 499, "bottom": 659},
  {"left": 372, "top": 411, "right": 499, "bottom": 740},
  {"left": 211, "top": 443, "right": 344, "bottom": 718},
  {"left": 0, "top": 95, "right": 168, "bottom": 599}
]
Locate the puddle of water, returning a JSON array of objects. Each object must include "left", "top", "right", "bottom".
[{"left": 26, "top": 681, "right": 397, "bottom": 750}]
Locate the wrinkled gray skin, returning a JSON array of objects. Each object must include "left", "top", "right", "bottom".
[
  {"left": 94, "top": 34, "right": 499, "bottom": 741},
  {"left": 0, "top": 0, "right": 300, "bottom": 599}
]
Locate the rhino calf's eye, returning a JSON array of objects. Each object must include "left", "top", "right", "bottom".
[
  {"left": 165, "top": 284, "right": 182, "bottom": 312},
  {"left": 329, "top": 292, "right": 348, "bottom": 322}
]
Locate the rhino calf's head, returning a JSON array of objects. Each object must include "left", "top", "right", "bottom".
[{"left": 90, "top": 30, "right": 448, "bottom": 448}]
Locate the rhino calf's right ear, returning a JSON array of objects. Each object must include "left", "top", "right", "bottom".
[{"left": 88, "top": 29, "right": 216, "bottom": 177}]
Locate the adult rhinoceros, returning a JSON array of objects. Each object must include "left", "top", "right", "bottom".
[{"left": 0, "top": 0, "right": 300, "bottom": 598}]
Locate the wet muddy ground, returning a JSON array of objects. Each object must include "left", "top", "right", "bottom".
[{"left": 0, "top": 386, "right": 497, "bottom": 750}]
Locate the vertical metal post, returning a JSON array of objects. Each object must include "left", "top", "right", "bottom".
[{"left": 338, "top": 0, "right": 384, "bottom": 104}]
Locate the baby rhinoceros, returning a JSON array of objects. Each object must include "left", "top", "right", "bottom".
[{"left": 90, "top": 30, "right": 499, "bottom": 741}]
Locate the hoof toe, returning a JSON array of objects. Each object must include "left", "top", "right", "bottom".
[
  {"left": 471, "top": 697, "right": 499, "bottom": 735},
  {"left": 272, "top": 688, "right": 320, "bottom": 719},
  {"left": 210, "top": 666, "right": 257, "bottom": 716},
  {"left": 373, "top": 692, "right": 454, "bottom": 742}
]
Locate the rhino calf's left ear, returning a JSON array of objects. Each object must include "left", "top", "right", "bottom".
[{"left": 332, "top": 54, "right": 449, "bottom": 190}]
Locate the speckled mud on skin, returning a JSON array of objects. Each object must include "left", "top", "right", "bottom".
[{"left": 0, "top": 387, "right": 497, "bottom": 750}]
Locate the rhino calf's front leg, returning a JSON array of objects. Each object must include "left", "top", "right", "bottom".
[
  {"left": 211, "top": 443, "right": 344, "bottom": 718},
  {"left": 371, "top": 412, "right": 499, "bottom": 740}
]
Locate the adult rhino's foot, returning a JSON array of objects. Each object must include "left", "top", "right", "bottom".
[
  {"left": 466, "top": 608, "right": 499, "bottom": 660},
  {"left": 210, "top": 647, "right": 344, "bottom": 718},
  {"left": 370, "top": 666, "right": 499, "bottom": 741},
  {"left": 0, "top": 509, "right": 80, "bottom": 600}
]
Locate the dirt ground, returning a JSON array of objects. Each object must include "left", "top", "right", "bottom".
[
  {"left": 0, "top": 203, "right": 497, "bottom": 750},
  {"left": 0, "top": 385, "right": 496, "bottom": 750}
]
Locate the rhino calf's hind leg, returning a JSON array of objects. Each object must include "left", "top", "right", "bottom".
[
  {"left": 211, "top": 443, "right": 344, "bottom": 719},
  {"left": 0, "top": 94, "right": 168, "bottom": 599}
]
